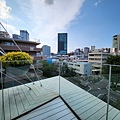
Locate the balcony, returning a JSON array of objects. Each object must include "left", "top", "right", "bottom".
[
  {"left": 0, "top": 61, "right": 120, "bottom": 120},
  {"left": 0, "top": 45, "right": 41, "bottom": 52}
]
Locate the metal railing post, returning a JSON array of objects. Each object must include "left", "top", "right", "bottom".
[
  {"left": 1, "top": 62, "right": 5, "bottom": 120},
  {"left": 106, "top": 65, "right": 111, "bottom": 120},
  {"left": 59, "top": 61, "right": 60, "bottom": 96}
]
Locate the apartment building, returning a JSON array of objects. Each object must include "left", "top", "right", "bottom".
[
  {"left": 0, "top": 31, "right": 42, "bottom": 61},
  {"left": 42, "top": 45, "right": 51, "bottom": 57},
  {"left": 112, "top": 34, "right": 120, "bottom": 54},
  {"left": 88, "top": 49, "right": 109, "bottom": 74},
  {"left": 68, "top": 62, "right": 92, "bottom": 76}
]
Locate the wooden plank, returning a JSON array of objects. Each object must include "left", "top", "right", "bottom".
[
  {"left": 19, "top": 98, "right": 65, "bottom": 119},
  {"left": 63, "top": 93, "right": 92, "bottom": 104},
  {"left": 86, "top": 105, "right": 112, "bottom": 120},
  {"left": 25, "top": 94, "right": 58, "bottom": 112},
  {"left": 17, "top": 85, "right": 30, "bottom": 109},
  {"left": 80, "top": 102, "right": 106, "bottom": 120},
  {"left": 20, "top": 85, "right": 34, "bottom": 104},
  {"left": 113, "top": 112, "right": 120, "bottom": 120},
  {"left": 24, "top": 105, "right": 68, "bottom": 120},
  {"left": 4, "top": 88, "right": 11, "bottom": 120},
  {"left": 31, "top": 97, "right": 63, "bottom": 113},
  {"left": 13, "top": 87, "right": 25, "bottom": 115},
  {"left": 44, "top": 109, "right": 71, "bottom": 120},
  {"left": 72, "top": 96, "right": 96, "bottom": 110},
  {"left": 71, "top": 117, "right": 78, "bottom": 120},
  {"left": 99, "top": 107, "right": 120, "bottom": 120},
  {"left": 75, "top": 100, "right": 102, "bottom": 116},
  {"left": 60, "top": 89, "right": 85, "bottom": 99},
  {"left": 58, "top": 113, "right": 77, "bottom": 120},
  {"left": 68, "top": 95, "right": 93, "bottom": 107},
  {"left": 8, "top": 87, "right": 19, "bottom": 119}
]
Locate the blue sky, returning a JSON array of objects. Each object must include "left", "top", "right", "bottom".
[{"left": 0, "top": 0, "right": 120, "bottom": 53}]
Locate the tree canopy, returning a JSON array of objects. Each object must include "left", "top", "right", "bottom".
[{"left": 102, "top": 55, "right": 120, "bottom": 87}]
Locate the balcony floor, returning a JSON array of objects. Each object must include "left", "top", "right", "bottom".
[
  {"left": 0, "top": 76, "right": 120, "bottom": 120},
  {"left": 18, "top": 97, "right": 78, "bottom": 120}
]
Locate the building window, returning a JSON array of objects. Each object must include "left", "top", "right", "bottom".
[{"left": 5, "top": 42, "right": 14, "bottom": 46}]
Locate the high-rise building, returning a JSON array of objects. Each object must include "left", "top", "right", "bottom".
[
  {"left": 42, "top": 45, "right": 51, "bottom": 57},
  {"left": 91, "top": 46, "right": 95, "bottom": 51},
  {"left": 84, "top": 47, "right": 89, "bottom": 59},
  {"left": 12, "top": 34, "right": 21, "bottom": 40},
  {"left": 20, "top": 30, "right": 29, "bottom": 41},
  {"left": 112, "top": 34, "right": 120, "bottom": 54},
  {"left": 58, "top": 33, "right": 67, "bottom": 55}
]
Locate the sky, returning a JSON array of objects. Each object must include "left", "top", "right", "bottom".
[{"left": 0, "top": 0, "right": 120, "bottom": 53}]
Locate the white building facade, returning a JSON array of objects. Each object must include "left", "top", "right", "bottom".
[
  {"left": 88, "top": 49, "right": 109, "bottom": 74},
  {"left": 68, "top": 62, "right": 92, "bottom": 76}
]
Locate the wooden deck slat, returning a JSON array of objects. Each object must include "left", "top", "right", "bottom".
[
  {"left": 68, "top": 95, "right": 94, "bottom": 107},
  {"left": 31, "top": 97, "right": 63, "bottom": 113},
  {"left": 99, "top": 108, "right": 120, "bottom": 120},
  {"left": 13, "top": 87, "right": 25, "bottom": 115},
  {"left": 20, "top": 85, "right": 34, "bottom": 104},
  {"left": 17, "top": 86, "right": 30, "bottom": 109},
  {"left": 57, "top": 113, "right": 77, "bottom": 120},
  {"left": 4, "top": 89, "right": 10, "bottom": 120},
  {"left": 25, "top": 94, "right": 58, "bottom": 112},
  {"left": 20, "top": 98, "right": 65, "bottom": 119},
  {"left": 80, "top": 102, "right": 106, "bottom": 120},
  {"left": 26, "top": 105, "right": 68, "bottom": 120},
  {"left": 86, "top": 105, "right": 112, "bottom": 120},
  {"left": 71, "top": 96, "right": 96, "bottom": 110},
  {"left": 8, "top": 87, "right": 19, "bottom": 119},
  {"left": 113, "top": 112, "right": 120, "bottom": 120},
  {"left": 62, "top": 92, "right": 92, "bottom": 104},
  {"left": 75, "top": 99, "right": 102, "bottom": 113},
  {"left": 44, "top": 108, "right": 71, "bottom": 120}
]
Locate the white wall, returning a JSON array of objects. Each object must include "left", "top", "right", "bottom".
[{"left": 68, "top": 62, "right": 92, "bottom": 76}]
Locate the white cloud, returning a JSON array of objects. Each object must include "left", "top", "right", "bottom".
[
  {"left": 94, "top": 0, "right": 101, "bottom": 7},
  {"left": 79, "top": 13, "right": 87, "bottom": 19},
  {"left": 13, "top": 0, "right": 85, "bottom": 52},
  {"left": 44, "top": 0, "right": 55, "bottom": 5},
  {"left": 0, "top": 0, "right": 12, "bottom": 19}
]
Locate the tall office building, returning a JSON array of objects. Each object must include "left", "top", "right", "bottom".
[
  {"left": 112, "top": 34, "right": 120, "bottom": 54},
  {"left": 42, "top": 45, "right": 51, "bottom": 57},
  {"left": 20, "top": 30, "right": 29, "bottom": 41},
  {"left": 58, "top": 33, "right": 67, "bottom": 55},
  {"left": 12, "top": 34, "right": 21, "bottom": 40},
  {"left": 91, "top": 46, "right": 95, "bottom": 51},
  {"left": 84, "top": 47, "right": 89, "bottom": 59}
]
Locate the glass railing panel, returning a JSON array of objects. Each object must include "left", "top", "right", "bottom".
[
  {"left": 0, "top": 60, "right": 59, "bottom": 120},
  {"left": 106, "top": 65, "right": 120, "bottom": 120},
  {"left": 59, "top": 62, "right": 114, "bottom": 120}
]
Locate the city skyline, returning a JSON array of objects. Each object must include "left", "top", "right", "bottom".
[{"left": 0, "top": 0, "right": 120, "bottom": 53}]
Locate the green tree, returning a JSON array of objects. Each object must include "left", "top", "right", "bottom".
[
  {"left": 61, "top": 64, "right": 76, "bottom": 77},
  {"left": 40, "top": 61, "right": 58, "bottom": 78},
  {"left": 102, "top": 55, "right": 120, "bottom": 88}
]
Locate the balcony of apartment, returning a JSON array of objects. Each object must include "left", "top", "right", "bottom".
[
  {"left": 0, "top": 44, "right": 41, "bottom": 52},
  {"left": 88, "top": 56, "right": 102, "bottom": 59},
  {"left": 88, "top": 59, "right": 102, "bottom": 64},
  {"left": 0, "top": 61, "right": 120, "bottom": 120}
]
